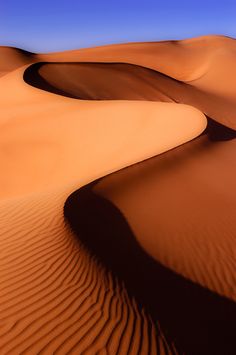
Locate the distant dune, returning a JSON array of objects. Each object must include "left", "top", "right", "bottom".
[
  {"left": 0, "top": 47, "right": 35, "bottom": 77},
  {"left": 0, "top": 35, "right": 235, "bottom": 354}
]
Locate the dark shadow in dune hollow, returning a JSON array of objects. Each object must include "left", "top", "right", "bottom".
[
  {"left": 205, "top": 117, "right": 236, "bottom": 141},
  {"left": 23, "top": 61, "right": 184, "bottom": 101},
  {"left": 64, "top": 183, "right": 236, "bottom": 355},
  {"left": 24, "top": 62, "right": 75, "bottom": 99},
  {"left": 24, "top": 59, "right": 236, "bottom": 352},
  {"left": 24, "top": 62, "right": 236, "bottom": 140}
]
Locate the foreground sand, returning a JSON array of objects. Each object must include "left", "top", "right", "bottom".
[{"left": 0, "top": 35, "right": 235, "bottom": 354}]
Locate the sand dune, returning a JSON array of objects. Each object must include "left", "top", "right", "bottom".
[
  {"left": 41, "top": 35, "right": 236, "bottom": 129},
  {"left": 91, "top": 135, "right": 236, "bottom": 302},
  {"left": 0, "top": 65, "right": 206, "bottom": 199},
  {"left": 24, "top": 58, "right": 236, "bottom": 130},
  {"left": 0, "top": 35, "right": 235, "bottom": 354},
  {"left": 1, "top": 189, "right": 175, "bottom": 354},
  {"left": 0, "top": 47, "right": 35, "bottom": 77},
  {"left": 41, "top": 35, "right": 234, "bottom": 81}
]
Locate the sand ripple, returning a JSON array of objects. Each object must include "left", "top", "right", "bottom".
[{"left": 0, "top": 35, "right": 235, "bottom": 354}]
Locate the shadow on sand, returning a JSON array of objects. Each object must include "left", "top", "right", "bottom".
[
  {"left": 64, "top": 182, "right": 236, "bottom": 355},
  {"left": 205, "top": 117, "right": 236, "bottom": 141},
  {"left": 24, "top": 62, "right": 236, "bottom": 143}
]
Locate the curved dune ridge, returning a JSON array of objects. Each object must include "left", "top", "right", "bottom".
[
  {"left": 24, "top": 57, "right": 236, "bottom": 130},
  {"left": 0, "top": 65, "right": 206, "bottom": 199},
  {"left": 0, "top": 35, "right": 236, "bottom": 354}
]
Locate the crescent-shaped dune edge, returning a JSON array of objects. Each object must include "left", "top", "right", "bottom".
[{"left": 0, "top": 35, "right": 235, "bottom": 354}]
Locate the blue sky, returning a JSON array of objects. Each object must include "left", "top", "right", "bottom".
[{"left": 0, "top": 0, "right": 235, "bottom": 52}]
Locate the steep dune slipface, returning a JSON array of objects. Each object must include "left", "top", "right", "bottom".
[
  {"left": 88, "top": 135, "right": 236, "bottom": 302},
  {"left": 0, "top": 66, "right": 206, "bottom": 199},
  {"left": 0, "top": 35, "right": 235, "bottom": 354},
  {"left": 64, "top": 133, "right": 236, "bottom": 355},
  {"left": 0, "top": 53, "right": 205, "bottom": 353},
  {"left": 25, "top": 37, "right": 236, "bottom": 129},
  {"left": 24, "top": 62, "right": 174, "bottom": 102}
]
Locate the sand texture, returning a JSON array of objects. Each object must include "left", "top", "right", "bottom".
[{"left": 0, "top": 35, "right": 235, "bottom": 354}]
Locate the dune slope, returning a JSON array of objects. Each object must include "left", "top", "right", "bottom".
[
  {"left": 0, "top": 35, "right": 235, "bottom": 354},
  {"left": 24, "top": 56, "right": 236, "bottom": 130},
  {"left": 1, "top": 189, "right": 176, "bottom": 354},
  {"left": 0, "top": 65, "right": 206, "bottom": 199},
  {"left": 0, "top": 47, "right": 35, "bottom": 77}
]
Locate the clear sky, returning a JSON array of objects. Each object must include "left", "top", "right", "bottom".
[{"left": 0, "top": 0, "right": 235, "bottom": 53}]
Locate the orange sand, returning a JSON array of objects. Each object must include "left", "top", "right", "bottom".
[{"left": 0, "top": 35, "right": 235, "bottom": 354}]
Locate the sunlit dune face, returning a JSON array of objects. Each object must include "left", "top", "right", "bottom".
[
  {"left": 0, "top": 138, "right": 61, "bottom": 196},
  {"left": 0, "top": 35, "right": 235, "bottom": 355},
  {"left": 24, "top": 59, "right": 236, "bottom": 130},
  {"left": 0, "top": 72, "right": 206, "bottom": 198}
]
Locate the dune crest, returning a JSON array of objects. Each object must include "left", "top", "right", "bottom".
[
  {"left": 0, "top": 66, "right": 206, "bottom": 199},
  {"left": 0, "top": 35, "right": 235, "bottom": 354},
  {"left": 24, "top": 53, "right": 236, "bottom": 130}
]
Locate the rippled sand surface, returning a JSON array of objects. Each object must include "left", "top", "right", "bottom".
[{"left": 0, "top": 35, "right": 235, "bottom": 354}]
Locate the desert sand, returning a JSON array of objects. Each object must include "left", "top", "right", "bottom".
[{"left": 0, "top": 35, "right": 235, "bottom": 354}]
